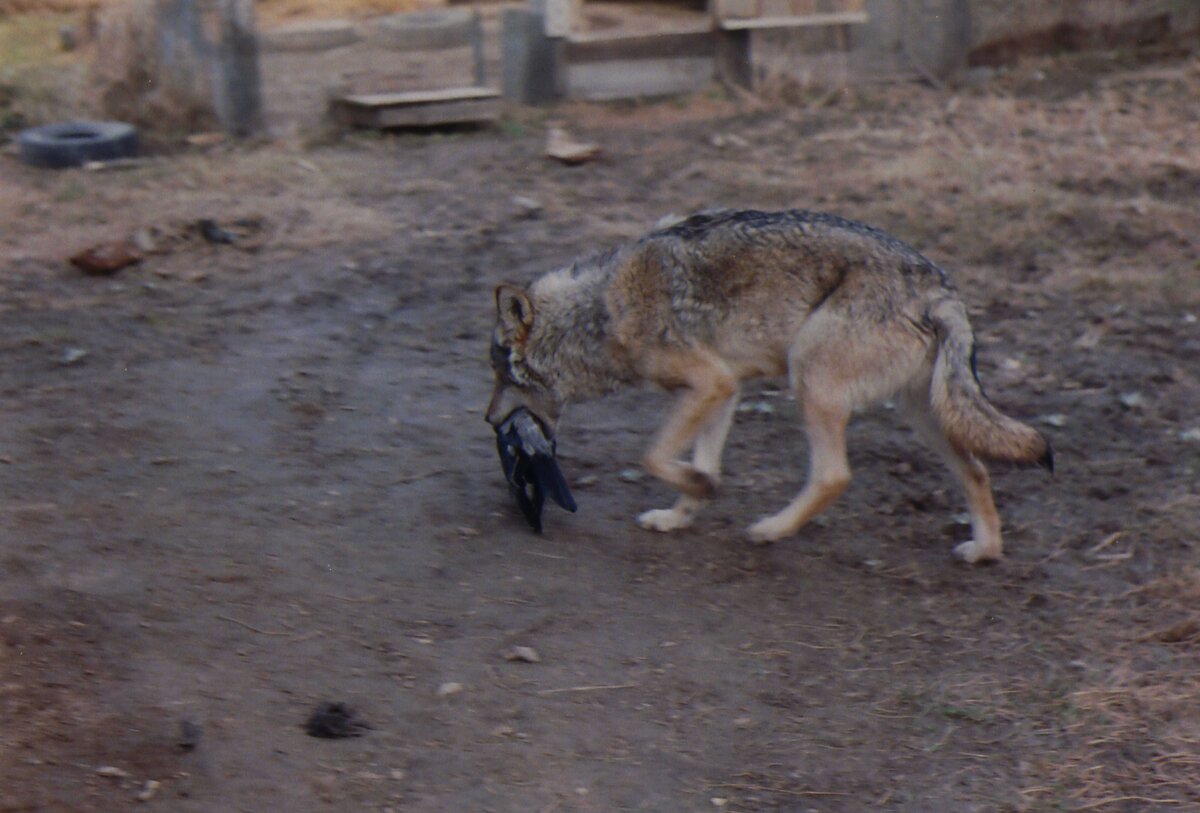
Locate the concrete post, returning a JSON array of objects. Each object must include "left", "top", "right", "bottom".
[
  {"left": 153, "top": 0, "right": 262, "bottom": 136},
  {"left": 715, "top": 29, "right": 753, "bottom": 89},
  {"left": 902, "top": 0, "right": 970, "bottom": 79},
  {"left": 213, "top": 0, "right": 263, "bottom": 136},
  {"left": 501, "top": 6, "right": 562, "bottom": 104}
]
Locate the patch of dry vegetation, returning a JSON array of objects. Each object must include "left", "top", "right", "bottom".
[
  {"left": 1, "top": 143, "right": 401, "bottom": 264},
  {"left": 709, "top": 53, "right": 1200, "bottom": 308},
  {"left": 0, "top": 11, "right": 92, "bottom": 128},
  {"left": 1050, "top": 564, "right": 1200, "bottom": 810},
  {"left": 0, "top": 0, "right": 433, "bottom": 21},
  {"left": 256, "top": 0, "right": 430, "bottom": 26}
]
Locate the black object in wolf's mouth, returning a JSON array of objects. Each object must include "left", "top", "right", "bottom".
[
  {"left": 304, "top": 702, "right": 370, "bottom": 739},
  {"left": 495, "top": 408, "right": 577, "bottom": 532}
]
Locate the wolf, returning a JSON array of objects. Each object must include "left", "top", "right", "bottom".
[{"left": 486, "top": 209, "right": 1052, "bottom": 562}]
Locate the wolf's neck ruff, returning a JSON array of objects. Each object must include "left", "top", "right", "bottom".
[{"left": 523, "top": 257, "right": 639, "bottom": 403}]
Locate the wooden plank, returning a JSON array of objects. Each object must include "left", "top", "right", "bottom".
[
  {"left": 566, "top": 21, "right": 713, "bottom": 44},
  {"left": 565, "top": 56, "right": 715, "bottom": 100},
  {"left": 331, "top": 90, "right": 500, "bottom": 128},
  {"left": 331, "top": 87, "right": 499, "bottom": 128},
  {"left": 720, "top": 11, "right": 868, "bottom": 30},
  {"left": 564, "top": 31, "right": 717, "bottom": 63},
  {"left": 712, "top": 0, "right": 759, "bottom": 18},
  {"left": 340, "top": 86, "right": 499, "bottom": 106}
]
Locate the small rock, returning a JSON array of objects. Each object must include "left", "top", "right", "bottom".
[
  {"left": 511, "top": 196, "right": 543, "bottom": 219},
  {"left": 546, "top": 127, "right": 601, "bottom": 166},
  {"left": 1118, "top": 392, "right": 1145, "bottom": 410},
  {"left": 304, "top": 702, "right": 369, "bottom": 738},
  {"left": 70, "top": 241, "right": 143, "bottom": 276},
  {"left": 198, "top": 219, "right": 237, "bottom": 245},
  {"left": 135, "top": 780, "right": 161, "bottom": 802},
  {"left": 60, "top": 347, "right": 89, "bottom": 366},
  {"left": 710, "top": 133, "right": 749, "bottom": 149},
  {"left": 619, "top": 468, "right": 644, "bottom": 483},
  {"left": 711, "top": 799, "right": 729, "bottom": 810},
  {"left": 185, "top": 132, "right": 227, "bottom": 147},
  {"left": 178, "top": 720, "right": 201, "bottom": 751},
  {"left": 1040, "top": 413, "right": 1067, "bottom": 427},
  {"left": 436, "top": 681, "right": 464, "bottom": 697},
  {"left": 96, "top": 766, "right": 129, "bottom": 779},
  {"left": 131, "top": 226, "right": 160, "bottom": 254},
  {"left": 505, "top": 646, "right": 541, "bottom": 663}
]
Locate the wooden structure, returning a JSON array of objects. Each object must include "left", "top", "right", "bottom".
[
  {"left": 329, "top": 9, "right": 500, "bottom": 129},
  {"left": 503, "top": 0, "right": 876, "bottom": 102}
]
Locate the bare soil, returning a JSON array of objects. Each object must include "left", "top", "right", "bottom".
[{"left": 2, "top": 44, "right": 1199, "bottom": 813}]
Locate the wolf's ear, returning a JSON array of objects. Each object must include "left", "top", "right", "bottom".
[{"left": 495, "top": 284, "right": 534, "bottom": 342}]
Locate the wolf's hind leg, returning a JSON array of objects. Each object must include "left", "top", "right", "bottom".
[
  {"left": 900, "top": 389, "right": 1003, "bottom": 563},
  {"left": 639, "top": 393, "right": 738, "bottom": 532}
]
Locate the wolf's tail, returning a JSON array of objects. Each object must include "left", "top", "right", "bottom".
[{"left": 926, "top": 298, "right": 1053, "bottom": 470}]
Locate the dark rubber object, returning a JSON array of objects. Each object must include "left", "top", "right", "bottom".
[
  {"left": 304, "top": 702, "right": 370, "bottom": 739},
  {"left": 16, "top": 121, "right": 138, "bottom": 168}
]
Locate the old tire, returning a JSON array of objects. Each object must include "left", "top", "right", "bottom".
[
  {"left": 371, "top": 9, "right": 476, "bottom": 50},
  {"left": 17, "top": 121, "right": 138, "bottom": 169}
]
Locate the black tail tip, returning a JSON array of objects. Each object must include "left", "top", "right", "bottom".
[{"left": 1038, "top": 441, "right": 1055, "bottom": 474}]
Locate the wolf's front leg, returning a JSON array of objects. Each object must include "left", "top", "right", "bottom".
[{"left": 638, "top": 390, "right": 738, "bottom": 533}]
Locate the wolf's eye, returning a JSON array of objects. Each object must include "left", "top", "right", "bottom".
[{"left": 490, "top": 341, "right": 510, "bottom": 372}]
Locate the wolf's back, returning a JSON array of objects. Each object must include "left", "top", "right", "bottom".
[{"left": 926, "top": 298, "right": 1052, "bottom": 469}]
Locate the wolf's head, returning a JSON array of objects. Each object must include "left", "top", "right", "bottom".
[{"left": 486, "top": 284, "right": 563, "bottom": 435}]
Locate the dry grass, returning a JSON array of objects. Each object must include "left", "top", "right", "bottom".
[
  {"left": 735, "top": 55, "right": 1200, "bottom": 307},
  {"left": 0, "top": 0, "right": 433, "bottom": 21},
  {"left": 256, "top": 0, "right": 431, "bottom": 26},
  {"left": 0, "top": 12, "right": 92, "bottom": 126},
  {"left": 1049, "top": 569, "right": 1200, "bottom": 809},
  {"left": 1, "top": 143, "right": 400, "bottom": 263}
]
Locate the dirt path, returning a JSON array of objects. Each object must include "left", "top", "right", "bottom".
[{"left": 2, "top": 47, "right": 1199, "bottom": 813}]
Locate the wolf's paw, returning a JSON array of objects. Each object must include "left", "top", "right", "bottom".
[
  {"left": 953, "top": 538, "right": 1003, "bottom": 564},
  {"left": 747, "top": 515, "right": 794, "bottom": 544},
  {"left": 637, "top": 508, "right": 694, "bottom": 533}
]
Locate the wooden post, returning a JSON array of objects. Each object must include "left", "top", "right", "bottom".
[
  {"left": 214, "top": 0, "right": 263, "bottom": 136},
  {"left": 501, "top": 5, "right": 563, "bottom": 104},
  {"left": 716, "top": 28, "right": 753, "bottom": 89},
  {"left": 469, "top": 10, "right": 487, "bottom": 88},
  {"left": 152, "top": 0, "right": 262, "bottom": 135}
]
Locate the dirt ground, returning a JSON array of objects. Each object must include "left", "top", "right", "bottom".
[{"left": 2, "top": 36, "right": 1200, "bottom": 813}]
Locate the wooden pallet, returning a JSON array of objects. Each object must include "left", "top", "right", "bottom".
[
  {"left": 719, "top": 10, "right": 868, "bottom": 30},
  {"left": 330, "top": 86, "right": 501, "bottom": 129}
]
